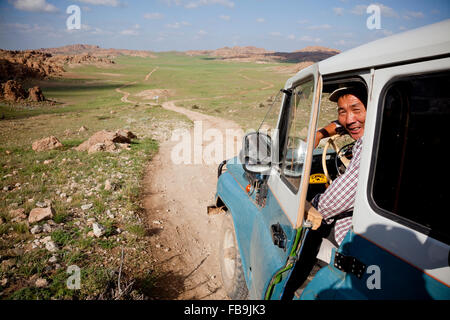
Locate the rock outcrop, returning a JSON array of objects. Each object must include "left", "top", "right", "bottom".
[
  {"left": 32, "top": 136, "right": 63, "bottom": 152},
  {"left": 1, "top": 80, "right": 27, "bottom": 102},
  {"left": 28, "top": 86, "right": 46, "bottom": 102},
  {"left": 75, "top": 130, "right": 136, "bottom": 154}
]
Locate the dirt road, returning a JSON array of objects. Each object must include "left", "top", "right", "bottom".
[{"left": 141, "top": 100, "right": 242, "bottom": 299}]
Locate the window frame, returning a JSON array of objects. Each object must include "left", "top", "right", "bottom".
[
  {"left": 367, "top": 70, "right": 450, "bottom": 244},
  {"left": 279, "top": 76, "right": 315, "bottom": 194}
]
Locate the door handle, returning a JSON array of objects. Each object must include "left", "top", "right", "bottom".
[{"left": 271, "top": 223, "right": 286, "bottom": 251}]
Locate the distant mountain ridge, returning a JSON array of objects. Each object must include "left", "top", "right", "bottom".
[
  {"left": 185, "top": 45, "right": 340, "bottom": 63},
  {"left": 38, "top": 44, "right": 156, "bottom": 58}
]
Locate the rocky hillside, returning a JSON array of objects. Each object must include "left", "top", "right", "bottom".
[
  {"left": 0, "top": 49, "right": 114, "bottom": 82},
  {"left": 39, "top": 44, "right": 157, "bottom": 59},
  {"left": 186, "top": 45, "right": 340, "bottom": 71}
]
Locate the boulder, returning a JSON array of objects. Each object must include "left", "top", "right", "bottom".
[
  {"left": 28, "top": 207, "right": 54, "bottom": 223},
  {"left": 28, "top": 86, "right": 45, "bottom": 102},
  {"left": 32, "top": 136, "right": 63, "bottom": 152},
  {"left": 75, "top": 130, "right": 134, "bottom": 153}
]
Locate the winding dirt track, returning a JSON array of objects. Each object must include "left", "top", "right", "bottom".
[
  {"left": 141, "top": 101, "right": 242, "bottom": 299},
  {"left": 114, "top": 68, "right": 272, "bottom": 299}
]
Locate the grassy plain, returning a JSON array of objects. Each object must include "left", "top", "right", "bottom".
[{"left": 0, "top": 52, "right": 297, "bottom": 299}]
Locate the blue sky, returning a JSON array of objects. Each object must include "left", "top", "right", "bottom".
[{"left": 0, "top": 0, "right": 449, "bottom": 52}]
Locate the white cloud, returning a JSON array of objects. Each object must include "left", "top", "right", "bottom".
[
  {"left": 403, "top": 11, "right": 425, "bottom": 19},
  {"left": 144, "top": 12, "right": 164, "bottom": 20},
  {"left": 184, "top": 0, "right": 234, "bottom": 9},
  {"left": 76, "top": 0, "right": 121, "bottom": 6},
  {"left": 299, "top": 35, "right": 321, "bottom": 43},
  {"left": 219, "top": 15, "right": 231, "bottom": 21},
  {"left": 197, "top": 30, "right": 207, "bottom": 35},
  {"left": 307, "top": 24, "right": 331, "bottom": 30},
  {"left": 256, "top": 18, "right": 265, "bottom": 23},
  {"left": 269, "top": 31, "right": 282, "bottom": 37},
  {"left": 166, "top": 21, "right": 191, "bottom": 29},
  {"left": 120, "top": 29, "right": 138, "bottom": 35},
  {"left": 120, "top": 23, "right": 140, "bottom": 36},
  {"left": 287, "top": 34, "right": 295, "bottom": 40},
  {"left": 12, "top": 0, "right": 58, "bottom": 13},
  {"left": 333, "top": 7, "right": 344, "bottom": 16}
]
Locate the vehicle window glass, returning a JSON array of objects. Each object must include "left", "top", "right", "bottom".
[
  {"left": 257, "top": 92, "right": 284, "bottom": 138},
  {"left": 281, "top": 78, "right": 314, "bottom": 192},
  {"left": 372, "top": 71, "right": 450, "bottom": 244}
]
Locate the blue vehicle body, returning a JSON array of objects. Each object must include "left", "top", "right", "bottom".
[
  {"left": 299, "top": 231, "right": 450, "bottom": 300},
  {"left": 217, "top": 157, "right": 296, "bottom": 299},
  {"left": 216, "top": 159, "right": 450, "bottom": 299}
]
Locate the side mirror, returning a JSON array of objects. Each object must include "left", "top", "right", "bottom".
[{"left": 239, "top": 132, "right": 272, "bottom": 175}]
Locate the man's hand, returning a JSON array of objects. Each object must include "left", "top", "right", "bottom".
[
  {"left": 305, "top": 201, "right": 323, "bottom": 230},
  {"left": 314, "top": 121, "right": 338, "bottom": 148}
]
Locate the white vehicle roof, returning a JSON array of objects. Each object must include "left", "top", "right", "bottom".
[{"left": 287, "top": 19, "right": 450, "bottom": 86}]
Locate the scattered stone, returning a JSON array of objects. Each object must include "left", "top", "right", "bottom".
[
  {"left": 28, "top": 207, "right": 54, "bottom": 223},
  {"left": 45, "top": 240, "right": 58, "bottom": 252},
  {"left": 42, "top": 224, "right": 52, "bottom": 233},
  {"left": 66, "top": 197, "right": 73, "bottom": 203},
  {"left": 48, "top": 255, "right": 58, "bottom": 264},
  {"left": 32, "top": 136, "right": 63, "bottom": 152},
  {"left": 92, "top": 223, "right": 106, "bottom": 238},
  {"left": 81, "top": 203, "right": 93, "bottom": 210},
  {"left": 30, "top": 225, "right": 43, "bottom": 234},
  {"left": 43, "top": 159, "right": 53, "bottom": 165},
  {"left": 35, "top": 201, "right": 47, "bottom": 208},
  {"left": 35, "top": 278, "right": 48, "bottom": 288},
  {"left": 2, "top": 185, "right": 12, "bottom": 191},
  {"left": 78, "top": 125, "right": 88, "bottom": 132},
  {"left": 104, "top": 179, "right": 112, "bottom": 191},
  {"left": 9, "top": 208, "right": 27, "bottom": 222}
]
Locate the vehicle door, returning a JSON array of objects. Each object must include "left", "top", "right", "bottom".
[{"left": 247, "top": 65, "right": 322, "bottom": 299}]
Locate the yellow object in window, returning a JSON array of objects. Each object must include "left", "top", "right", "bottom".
[{"left": 310, "top": 173, "right": 328, "bottom": 184}]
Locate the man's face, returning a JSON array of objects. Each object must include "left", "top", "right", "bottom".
[{"left": 337, "top": 94, "right": 366, "bottom": 140}]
